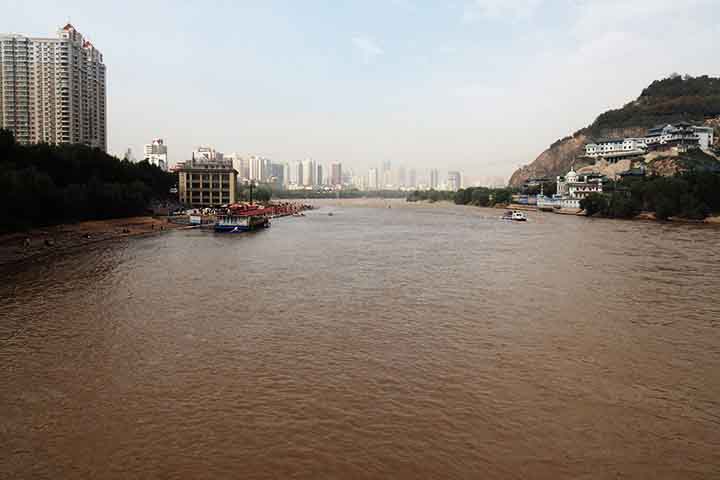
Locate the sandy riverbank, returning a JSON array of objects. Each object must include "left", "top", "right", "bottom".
[{"left": 0, "top": 217, "right": 185, "bottom": 268}]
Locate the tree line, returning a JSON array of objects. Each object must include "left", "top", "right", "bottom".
[
  {"left": 588, "top": 75, "right": 720, "bottom": 135},
  {"left": 0, "top": 129, "right": 175, "bottom": 232},
  {"left": 581, "top": 171, "right": 720, "bottom": 220},
  {"left": 407, "top": 187, "right": 515, "bottom": 206}
]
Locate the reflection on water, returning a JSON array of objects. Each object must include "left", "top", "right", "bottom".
[{"left": 1, "top": 200, "right": 720, "bottom": 479}]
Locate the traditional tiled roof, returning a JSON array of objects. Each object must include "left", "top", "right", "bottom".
[{"left": 62, "top": 23, "right": 75, "bottom": 31}]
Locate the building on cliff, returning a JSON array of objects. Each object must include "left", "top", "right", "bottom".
[
  {"left": 585, "top": 123, "right": 714, "bottom": 160},
  {"left": 585, "top": 138, "right": 647, "bottom": 161},
  {"left": 645, "top": 123, "right": 714, "bottom": 151}
]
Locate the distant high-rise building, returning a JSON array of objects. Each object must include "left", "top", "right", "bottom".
[
  {"left": 0, "top": 24, "right": 106, "bottom": 150},
  {"left": 302, "top": 158, "right": 315, "bottom": 186},
  {"left": 430, "top": 169, "right": 439, "bottom": 189},
  {"left": 144, "top": 139, "right": 168, "bottom": 171},
  {"left": 227, "top": 154, "right": 249, "bottom": 181},
  {"left": 352, "top": 174, "right": 367, "bottom": 191},
  {"left": 382, "top": 161, "right": 392, "bottom": 188},
  {"left": 282, "top": 162, "right": 291, "bottom": 187},
  {"left": 263, "top": 158, "right": 272, "bottom": 182},
  {"left": 447, "top": 171, "right": 462, "bottom": 191},
  {"left": 290, "top": 160, "right": 303, "bottom": 186},
  {"left": 368, "top": 168, "right": 379, "bottom": 190},
  {"left": 193, "top": 146, "right": 222, "bottom": 162},
  {"left": 123, "top": 147, "right": 136, "bottom": 163},
  {"left": 249, "top": 155, "right": 263, "bottom": 182},
  {"left": 330, "top": 162, "right": 343, "bottom": 186},
  {"left": 397, "top": 165, "right": 407, "bottom": 188},
  {"left": 408, "top": 168, "right": 417, "bottom": 189},
  {"left": 270, "top": 162, "right": 284, "bottom": 186},
  {"left": 317, "top": 164, "right": 323, "bottom": 186}
]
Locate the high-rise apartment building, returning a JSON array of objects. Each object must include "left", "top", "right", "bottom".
[
  {"left": 368, "top": 168, "right": 379, "bottom": 190},
  {"left": 430, "top": 169, "right": 439, "bottom": 190},
  {"left": 290, "top": 160, "right": 303, "bottom": 186},
  {"left": 246, "top": 155, "right": 272, "bottom": 182},
  {"left": 408, "top": 168, "right": 417, "bottom": 189},
  {"left": 381, "top": 160, "right": 392, "bottom": 188},
  {"left": 144, "top": 138, "right": 168, "bottom": 171},
  {"left": 302, "top": 158, "right": 315, "bottom": 186},
  {"left": 249, "top": 155, "right": 262, "bottom": 182},
  {"left": 270, "top": 162, "right": 284, "bottom": 186},
  {"left": 226, "top": 154, "right": 249, "bottom": 182},
  {"left": 447, "top": 171, "right": 462, "bottom": 191},
  {"left": 330, "top": 162, "right": 343, "bottom": 186},
  {"left": 282, "top": 162, "right": 291, "bottom": 187},
  {"left": 397, "top": 165, "right": 407, "bottom": 188},
  {"left": 0, "top": 24, "right": 106, "bottom": 150},
  {"left": 316, "top": 164, "right": 323, "bottom": 186}
]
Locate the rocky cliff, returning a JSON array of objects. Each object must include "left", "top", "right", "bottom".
[{"left": 508, "top": 127, "right": 646, "bottom": 186}]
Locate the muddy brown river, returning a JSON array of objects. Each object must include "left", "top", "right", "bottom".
[{"left": 1, "top": 200, "right": 719, "bottom": 479}]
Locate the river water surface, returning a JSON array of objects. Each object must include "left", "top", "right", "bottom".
[{"left": 2, "top": 200, "right": 720, "bottom": 479}]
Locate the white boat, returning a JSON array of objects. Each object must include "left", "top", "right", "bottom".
[{"left": 501, "top": 210, "right": 528, "bottom": 222}]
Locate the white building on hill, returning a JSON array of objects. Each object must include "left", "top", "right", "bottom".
[
  {"left": 585, "top": 138, "right": 647, "bottom": 161},
  {"left": 586, "top": 122, "right": 715, "bottom": 160},
  {"left": 645, "top": 123, "right": 714, "bottom": 151},
  {"left": 556, "top": 168, "right": 604, "bottom": 209}
]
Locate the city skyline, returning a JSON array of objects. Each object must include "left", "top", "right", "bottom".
[
  {"left": 2, "top": 1, "right": 720, "bottom": 184},
  {"left": 183, "top": 147, "right": 467, "bottom": 190}
]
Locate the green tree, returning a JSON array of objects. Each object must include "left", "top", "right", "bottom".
[
  {"left": 471, "top": 188, "right": 491, "bottom": 206},
  {"left": 580, "top": 193, "right": 609, "bottom": 216},
  {"left": 0, "top": 129, "right": 175, "bottom": 233},
  {"left": 492, "top": 189, "right": 512, "bottom": 205}
]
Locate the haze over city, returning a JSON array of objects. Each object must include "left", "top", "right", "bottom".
[{"left": 3, "top": 0, "right": 719, "bottom": 183}]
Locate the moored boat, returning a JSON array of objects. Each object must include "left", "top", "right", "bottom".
[
  {"left": 214, "top": 203, "right": 271, "bottom": 233},
  {"left": 214, "top": 214, "right": 270, "bottom": 232}
]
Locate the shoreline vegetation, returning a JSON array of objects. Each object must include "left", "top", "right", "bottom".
[
  {"left": 578, "top": 171, "right": 720, "bottom": 221},
  {"left": 407, "top": 171, "right": 720, "bottom": 223},
  {"left": 406, "top": 187, "right": 513, "bottom": 205},
  {"left": 0, "top": 129, "right": 175, "bottom": 234}
]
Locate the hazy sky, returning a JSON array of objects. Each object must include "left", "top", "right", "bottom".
[{"left": 3, "top": 0, "right": 720, "bottom": 183}]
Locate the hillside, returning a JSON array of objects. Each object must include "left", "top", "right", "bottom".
[{"left": 508, "top": 75, "right": 720, "bottom": 187}]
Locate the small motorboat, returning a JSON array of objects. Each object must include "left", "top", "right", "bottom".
[{"left": 501, "top": 210, "right": 528, "bottom": 222}]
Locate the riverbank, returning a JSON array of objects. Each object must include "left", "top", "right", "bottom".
[{"left": 0, "top": 217, "right": 184, "bottom": 268}]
